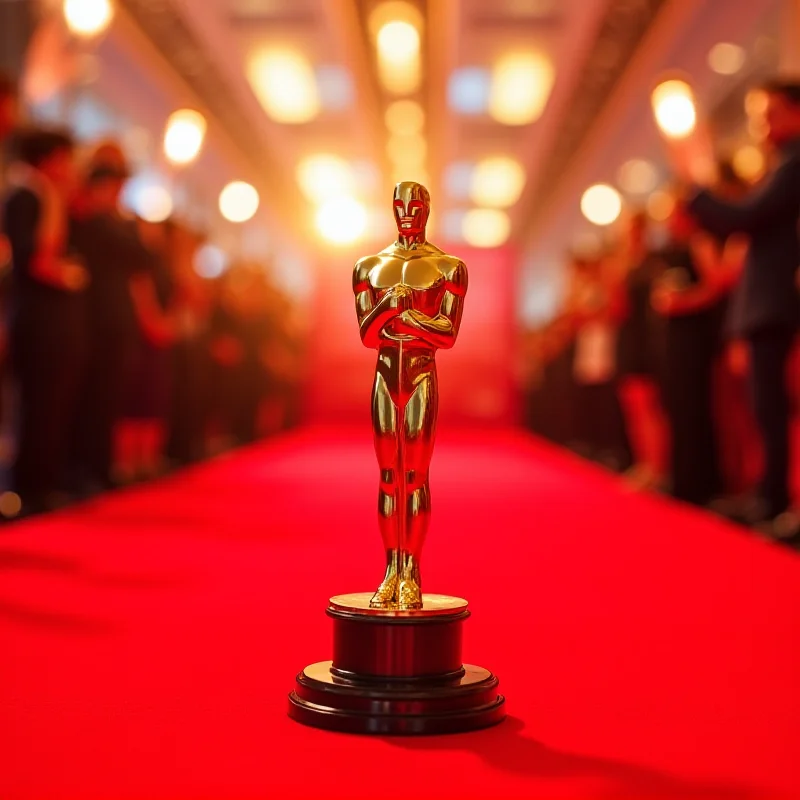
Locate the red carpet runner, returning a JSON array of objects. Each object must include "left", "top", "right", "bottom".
[{"left": 1, "top": 426, "right": 798, "bottom": 799}]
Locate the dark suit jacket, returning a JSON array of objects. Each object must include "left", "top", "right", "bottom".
[{"left": 688, "top": 138, "right": 800, "bottom": 337}]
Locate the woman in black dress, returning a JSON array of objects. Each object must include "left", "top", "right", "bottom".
[
  {"left": 651, "top": 201, "right": 727, "bottom": 506},
  {"left": 2, "top": 128, "right": 89, "bottom": 512}
]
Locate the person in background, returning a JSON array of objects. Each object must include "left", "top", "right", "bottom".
[
  {"left": 2, "top": 128, "right": 89, "bottom": 513},
  {"left": 651, "top": 200, "right": 725, "bottom": 507},
  {"left": 614, "top": 211, "right": 669, "bottom": 491},
  {"left": 563, "top": 251, "right": 631, "bottom": 471},
  {"left": 69, "top": 141, "right": 158, "bottom": 494},
  {"left": 115, "top": 217, "right": 177, "bottom": 482},
  {"left": 682, "top": 80, "right": 800, "bottom": 536},
  {"left": 165, "top": 225, "right": 212, "bottom": 466},
  {"left": 0, "top": 74, "right": 21, "bottom": 463}
]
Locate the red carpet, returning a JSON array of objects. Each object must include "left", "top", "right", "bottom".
[{"left": 1, "top": 426, "right": 798, "bottom": 799}]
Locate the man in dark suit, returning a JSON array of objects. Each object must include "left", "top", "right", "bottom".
[{"left": 687, "top": 80, "right": 800, "bottom": 533}]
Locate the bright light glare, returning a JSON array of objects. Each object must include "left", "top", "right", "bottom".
[
  {"left": 617, "top": 159, "right": 659, "bottom": 195},
  {"left": 708, "top": 43, "right": 746, "bottom": 75},
  {"left": 732, "top": 145, "right": 765, "bottom": 182},
  {"left": 64, "top": 0, "right": 113, "bottom": 37},
  {"left": 580, "top": 184, "right": 622, "bottom": 226},
  {"left": 368, "top": 1, "right": 423, "bottom": 39},
  {"left": 219, "top": 181, "right": 259, "bottom": 223},
  {"left": 462, "top": 208, "right": 511, "bottom": 247},
  {"left": 296, "top": 155, "right": 354, "bottom": 203},
  {"left": 385, "top": 100, "right": 425, "bottom": 135},
  {"left": 376, "top": 19, "right": 421, "bottom": 95},
  {"left": 194, "top": 244, "right": 229, "bottom": 279},
  {"left": 651, "top": 80, "right": 696, "bottom": 138},
  {"left": 470, "top": 156, "right": 525, "bottom": 208},
  {"left": 377, "top": 21, "right": 419, "bottom": 60},
  {"left": 489, "top": 52, "right": 554, "bottom": 125},
  {"left": 316, "top": 197, "right": 367, "bottom": 245},
  {"left": 247, "top": 49, "right": 320, "bottom": 123},
  {"left": 163, "top": 109, "right": 206, "bottom": 165},
  {"left": 137, "top": 185, "right": 173, "bottom": 223}
]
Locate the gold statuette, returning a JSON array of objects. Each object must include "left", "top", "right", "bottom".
[{"left": 353, "top": 182, "right": 468, "bottom": 610}]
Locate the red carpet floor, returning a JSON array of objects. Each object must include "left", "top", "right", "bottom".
[{"left": 1, "top": 426, "right": 798, "bottom": 799}]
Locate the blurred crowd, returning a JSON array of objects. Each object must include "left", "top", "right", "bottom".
[
  {"left": 522, "top": 79, "right": 800, "bottom": 543},
  {"left": 0, "top": 74, "right": 306, "bottom": 518}
]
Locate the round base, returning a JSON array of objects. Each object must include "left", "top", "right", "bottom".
[{"left": 289, "top": 660, "right": 505, "bottom": 735}]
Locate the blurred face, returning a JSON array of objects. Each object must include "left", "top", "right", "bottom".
[{"left": 764, "top": 92, "right": 800, "bottom": 146}]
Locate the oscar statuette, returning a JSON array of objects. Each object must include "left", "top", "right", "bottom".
[{"left": 288, "top": 182, "right": 505, "bottom": 734}]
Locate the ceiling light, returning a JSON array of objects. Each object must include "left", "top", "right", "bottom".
[
  {"left": 489, "top": 52, "right": 554, "bottom": 125},
  {"left": 385, "top": 100, "right": 424, "bottom": 135},
  {"left": 219, "top": 181, "right": 259, "bottom": 223},
  {"left": 580, "top": 184, "right": 622, "bottom": 226},
  {"left": 63, "top": 0, "right": 113, "bottom": 37},
  {"left": 617, "top": 159, "right": 659, "bottom": 195},
  {"left": 376, "top": 19, "right": 422, "bottom": 95},
  {"left": 194, "top": 244, "right": 229, "bottom": 279},
  {"left": 646, "top": 189, "right": 675, "bottom": 221},
  {"left": 316, "top": 196, "right": 367, "bottom": 245},
  {"left": 296, "top": 154, "right": 355, "bottom": 204},
  {"left": 732, "top": 145, "right": 765, "bottom": 182},
  {"left": 247, "top": 49, "right": 320, "bottom": 123},
  {"left": 651, "top": 79, "right": 696, "bottom": 139},
  {"left": 137, "top": 185, "right": 173, "bottom": 223},
  {"left": 163, "top": 109, "right": 206, "bottom": 166},
  {"left": 448, "top": 67, "right": 492, "bottom": 114},
  {"left": 708, "top": 43, "right": 746, "bottom": 76},
  {"left": 462, "top": 208, "right": 511, "bottom": 247},
  {"left": 470, "top": 156, "right": 525, "bottom": 208}
]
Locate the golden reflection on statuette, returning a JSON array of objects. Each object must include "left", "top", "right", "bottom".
[{"left": 353, "top": 182, "right": 468, "bottom": 610}]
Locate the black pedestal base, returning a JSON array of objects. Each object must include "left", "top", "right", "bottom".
[
  {"left": 289, "top": 661, "right": 504, "bottom": 735},
  {"left": 288, "top": 593, "right": 505, "bottom": 735}
]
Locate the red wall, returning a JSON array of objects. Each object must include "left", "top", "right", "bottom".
[{"left": 305, "top": 242, "right": 519, "bottom": 427}]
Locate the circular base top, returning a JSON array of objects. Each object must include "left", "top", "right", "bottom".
[{"left": 329, "top": 593, "right": 468, "bottom": 618}]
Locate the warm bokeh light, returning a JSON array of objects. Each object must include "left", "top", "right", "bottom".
[
  {"left": 708, "top": 42, "right": 746, "bottom": 75},
  {"left": 387, "top": 133, "right": 427, "bottom": 166},
  {"left": 392, "top": 167, "right": 430, "bottom": 189},
  {"left": 296, "top": 155, "right": 355, "bottom": 204},
  {"left": 617, "top": 158, "right": 659, "bottom": 195},
  {"left": 194, "top": 244, "right": 229, "bottom": 279},
  {"left": 137, "top": 185, "right": 173, "bottom": 223},
  {"left": 247, "top": 49, "right": 320, "bottom": 123},
  {"left": 651, "top": 79, "right": 696, "bottom": 139},
  {"left": 219, "top": 181, "right": 260, "bottom": 223},
  {"left": 489, "top": 52, "right": 554, "bottom": 125},
  {"left": 732, "top": 145, "right": 766, "bottom": 182},
  {"left": 580, "top": 183, "right": 622, "bottom": 226},
  {"left": 368, "top": 1, "right": 423, "bottom": 39},
  {"left": 64, "top": 0, "right": 113, "bottom": 37},
  {"left": 0, "top": 491, "right": 22, "bottom": 519},
  {"left": 385, "top": 100, "right": 425, "bottom": 135},
  {"left": 646, "top": 189, "right": 676, "bottom": 221},
  {"left": 316, "top": 196, "right": 367, "bottom": 245},
  {"left": 376, "top": 18, "right": 422, "bottom": 95},
  {"left": 462, "top": 208, "right": 511, "bottom": 247},
  {"left": 163, "top": 109, "right": 206, "bottom": 165},
  {"left": 469, "top": 157, "right": 525, "bottom": 208}
]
